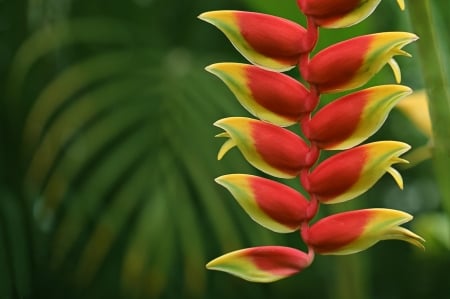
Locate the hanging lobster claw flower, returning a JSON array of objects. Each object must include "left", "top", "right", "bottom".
[
  {"left": 206, "top": 63, "right": 312, "bottom": 127},
  {"left": 302, "top": 141, "right": 410, "bottom": 204},
  {"left": 215, "top": 117, "right": 313, "bottom": 178},
  {"left": 303, "top": 32, "right": 418, "bottom": 93},
  {"left": 303, "top": 208, "right": 425, "bottom": 255},
  {"left": 305, "top": 85, "right": 412, "bottom": 150},
  {"left": 206, "top": 246, "right": 314, "bottom": 282},
  {"left": 297, "top": 0, "right": 405, "bottom": 28},
  {"left": 198, "top": 10, "right": 310, "bottom": 71},
  {"left": 216, "top": 174, "right": 310, "bottom": 233}
]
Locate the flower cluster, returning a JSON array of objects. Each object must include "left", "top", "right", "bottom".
[{"left": 200, "top": 0, "right": 424, "bottom": 282}]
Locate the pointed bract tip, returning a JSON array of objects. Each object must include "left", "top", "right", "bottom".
[
  {"left": 204, "top": 63, "right": 220, "bottom": 73},
  {"left": 213, "top": 119, "right": 223, "bottom": 128},
  {"left": 384, "top": 226, "right": 426, "bottom": 250},
  {"left": 386, "top": 167, "right": 404, "bottom": 189},
  {"left": 382, "top": 140, "right": 411, "bottom": 154},
  {"left": 197, "top": 11, "right": 225, "bottom": 22},
  {"left": 214, "top": 175, "right": 226, "bottom": 185},
  {"left": 197, "top": 12, "right": 210, "bottom": 22},
  {"left": 204, "top": 65, "right": 213, "bottom": 73},
  {"left": 215, "top": 132, "right": 229, "bottom": 138}
]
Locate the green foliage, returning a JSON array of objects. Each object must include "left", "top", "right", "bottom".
[
  {"left": 407, "top": 0, "right": 450, "bottom": 218},
  {"left": 2, "top": 1, "right": 274, "bottom": 297}
]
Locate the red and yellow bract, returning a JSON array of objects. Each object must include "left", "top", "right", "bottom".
[
  {"left": 215, "top": 117, "right": 314, "bottom": 178},
  {"left": 303, "top": 209, "right": 425, "bottom": 255},
  {"left": 216, "top": 174, "right": 310, "bottom": 233},
  {"left": 297, "top": 0, "right": 405, "bottom": 28},
  {"left": 303, "top": 141, "right": 410, "bottom": 204},
  {"left": 305, "top": 85, "right": 412, "bottom": 149},
  {"left": 303, "top": 32, "right": 417, "bottom": 93},
  {"left": 206, "top": 246, "right": 314, "bottom": 282},
  {"left": 207, "top": 63, "right": 312, "bottom": 126},
  {"left": 198, "top": 11, "right": 312, "bottom": 71}
]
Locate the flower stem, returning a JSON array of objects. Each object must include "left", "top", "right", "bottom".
[
  {"left": 406, "top": 1, "right": 450, "bottom": 219},
  {"left": 333, "top": 254, "right": 369, "bottom": 299}
]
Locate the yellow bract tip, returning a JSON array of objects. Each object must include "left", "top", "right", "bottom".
[
  {"left": 217, "top": 138, "right": 236, "bottom": 160},
  {"left": 215, "top": 132, "right": 229, "bottom": 138},
  {"left": 387, "top": 166, "right": 404, "bottom": 189},
  {"left": 385, "top": 226, "right": 425, "bottom": 250},
  {"left": 397, "top": 0, "right": 405, "bottom": 10},
  {"left": 198, "top": 10, "right": 233, "bottom": 22},
  {"left": 388, "top": 58, "right": 401, "bottom": 83}
]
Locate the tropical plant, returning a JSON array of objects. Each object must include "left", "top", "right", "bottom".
[{"left": 199, "top": 0, "right": 426, "bottom": 283}]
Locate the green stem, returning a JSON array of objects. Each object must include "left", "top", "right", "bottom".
[
  {"left": 329, "top": 201, "right": 369, "bottom": 299},
  {"left": 407, "top": 1, "right": 450, "bottom": 219},
  {"left": 333, "top": 254, "right": 369, "bottom": 299}
]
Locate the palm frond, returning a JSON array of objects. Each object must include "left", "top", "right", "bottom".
[{"left": 5, "top": 16, "right": 276, "bottom": 298}]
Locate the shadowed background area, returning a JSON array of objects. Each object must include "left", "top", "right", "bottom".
[{"left": 0, "top": 0, "right": 449, "bottom": 298}]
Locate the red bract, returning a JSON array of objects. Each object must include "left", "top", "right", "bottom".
[
  {"left": 216, "top": 174, "right": 310, "bottom": 233},
  {"left": 303, "top": 209, "right": 424, "bottom": 255},
  {"left": 215, "top": 117, "right": 315, "bottom": 178},
  {"left": 207, "top": 63, "right": 312, "bottom": 126},
  {"left": 236, "top": 12, "right": 308, "bottom": 59},
  {"left": 304, "top": 85, "right": 412, "bottom": 149},
  {"left": 297, "top": 0, "right": 405, "bottom": 28},
  {"left": 199, "top": 11, "right": 312, "bottom": 71},
  {"left": 302, "top": 141, "right": 410, "bottom": 204},
  {"left": 206, "top": 246, "right": 314, "bottom": 282},
  {"left": 303, "top": 32, "right": 417, "bottom": 93}
]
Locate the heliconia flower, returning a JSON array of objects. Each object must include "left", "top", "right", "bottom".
[
  {"left": 206, "top": 63, "right": 313, "bottom": 127},
  {"left": 198, "top": 11, "right": 311, "bottom": 71},
  {"left": 303, "top": 32, "right": 418, "bottom": 93},
  {"left": 206, "top": 246, "right": 314, "bottom": 282},
  {"left": 215, "top": 174, "right": 310, "bottom": 233},
  {"left": 215, "top": 117, "right": 313, "bottom": 178},
  {"left": 304, "top": 85, "right": 412, "bottom": 150},
  {"left": 303, "top": 208, "right": 425, "bottom": 255},
  {"left": 396, "top": 90, "right": 432, "bottom": 138},
  {"left": 297, "top": 0, "right": 405, "bottom": 28},
  {"left": 302, "top": 141, "right": 410, "bottom": 204}
]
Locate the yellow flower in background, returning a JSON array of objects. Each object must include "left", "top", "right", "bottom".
[{"left": 397, "top": 90, "right": 432, "bottom": 138}]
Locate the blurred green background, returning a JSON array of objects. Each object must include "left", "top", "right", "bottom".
[{"left": 1, "top": 0, "right": 449, "bottom": 298}]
